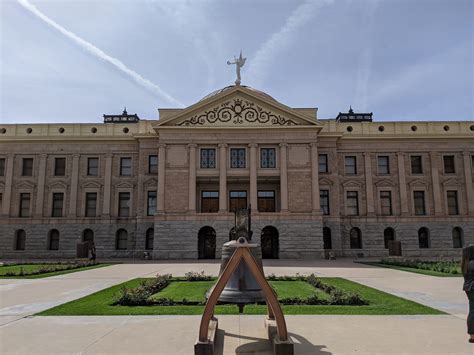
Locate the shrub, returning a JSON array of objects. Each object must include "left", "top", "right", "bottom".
[
  {"left": 380, "top": 259, "right": 460, "bottom": 275},
  {"left": 114, "top": 274, "right": 171, "bottom": 306},
  {"left": 184, "top": 271, "right": 212, "bottom": 281}
]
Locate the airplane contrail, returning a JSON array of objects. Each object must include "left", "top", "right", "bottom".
[{"left": 16, "top": 0, "right": 185, "bottom": 108}]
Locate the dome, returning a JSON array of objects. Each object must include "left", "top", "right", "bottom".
[{"left": 199, "top": 85, "right": 276, "bottom": 102}]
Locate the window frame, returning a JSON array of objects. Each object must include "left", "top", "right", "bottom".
[
  {"left": 120, "top": 157, "right": 132, "bottom": 176},
  {"left": 148, "top": 155, "right": 158, "bottom": 174},
  {"left": 318, "top": 154, "right": 328, "bottom": 173},
  {"left": 51, "top": 192, "right": 64, "bottom": 217},
  {"left": 257, "top": 190, "right": 276, "bottom": 212},
  {"left": 22, "top": 158, "right": 34, "bottom": 176},
  {"left": 201, "top": 190, "right": 219, "bottom": 213},
  {"left": 260, "top": 148, "right": 276, "bottom": 169},
  {"left": 54, "top": 157, "right": 66, "bottom": 177},
  {"left": 379, "top": 190, "right": 393, "bottom": 216},
  {"left": 320, "top": 189, "right": 330, "bottom": 215},
  {"left": 118, "top": 191, "right": 131, "bottom": 217},
  {"left": 87, "top": 157, "right": 99, "bottom": 176},
  {"left": 413, "top": 190, "right": 426, "bottom": 216},
  {"left": 229, "top": 190, "right": 247, "bottom": 212},
  {"left": 377, "top": 155, "right": 390, "bottom": 175},
  {"left": 48, "top": 229, "right": 60, "bottom": 251},
  {"left": 346, "top": 190, "right": 359, "bottom": 216},
  {"left": 446, "top": 190, "right": 459, "bottom": 215},
  {"left": 410, "top": 155, "right": 423, "bottom": 175},
  {"left": 344, "top": 156, "right": 357, "bottom": 175},
  {"left": 230, "top": 148, "right": 246, "bottom": 169},
  {"left": 19, "top": 192, "right": 31, "bottom": 218},
  {"left": 85, "top": 192, "right": 98, "bottom": 217},
  {"left": 147, "top": 190, "right": 157, "bottom": 216},
  {"left": 200, "top": 148, "right": 217, "bottom": 169},
  {"left": 443, "top": 155, "right": 455, "bottom": 174}
]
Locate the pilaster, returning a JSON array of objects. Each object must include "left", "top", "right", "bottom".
[
  {"left": 397, "top": 152, "right": 409, "bottom": 216},
  {"left": 34, "top": 154, "right": 47, "bottom": 217},
  {"left": 102, "top": 154, "right": 113, "bottom": 216},
  {"left": 157, "top": 143, "right": 166, "bottom": 213},
  {"left": 188, "top": 144, "right": 197, "bottom": 213},
  {"left": 68, "top": 154, "right": 80, "bottom": 217},
  {"left": 364, "top": 153, "right": 375, "bottom": 216},
  {"left": 2, "top": 154, "right": 14, "bottom": 216},
  {"left": 430, "top": 152, "right": 443, "bottom": 216},
  {"left": 249, "top": 143, "right": 258, "bottom": 210},
  {"left": 462, "top": 151, "right": 474, "bottom": 215},
  {"left": 310, "top": 143, "right": 321, "bottom": 214},
  {"left": 219, "top": 143, "right": 227, "bottom": 213},
  {"left": 279, "top": 143, "right": 288, "bottom": 212}
]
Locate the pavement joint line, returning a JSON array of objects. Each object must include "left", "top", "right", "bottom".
[
  {"left": 0, "top": 314, "right": 32, "bottom": 328},
  {"left": 79, "top": 318, "right": 130, "bottom": 354}
]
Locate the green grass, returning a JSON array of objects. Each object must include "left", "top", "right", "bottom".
[
  {"left": 360, "top": 262, "right": 463, "bottom": 277},
  {"left": 37, "top": 277, "right": 443, "bottom": 316},
  {"left": 270, "top": 280, "right": 329, "bottom": 300},
  {"left": 150, "top": 281, "right": 215, "bottom": 302},
  {"left": 0, "top": 263, "right": 111, "bottom": 279}
]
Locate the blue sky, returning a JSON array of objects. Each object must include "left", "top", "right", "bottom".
[{"left": 1, "top": 0, "right": 473, "bottom": 123}]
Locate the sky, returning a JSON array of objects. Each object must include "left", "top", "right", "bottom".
[{"left": 0, "top": 0, "right": 473, "bottom": 123}]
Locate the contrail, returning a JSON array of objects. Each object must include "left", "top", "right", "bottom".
[{"left": 16, "top": 0, "right": 185, "bottom": 107}]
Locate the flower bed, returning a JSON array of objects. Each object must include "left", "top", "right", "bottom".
[
  {"left": 0, "top": 262, "right": 102, "bottom": 277},
  {"left": 380, "top": 259, "right": 460, "bottom": 275}
]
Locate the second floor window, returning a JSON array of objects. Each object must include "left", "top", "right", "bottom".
[
  {"left": 147, "top": 191, "right": 157, "bottom": 216},
  {"left": 320, "top": 190, "right": 330, "bottom": 215},
  {"left": 118, "top": 192, "right": 131, "bottom": 217},
  {"left": 229, "top": 191, "right": 247, "bottom": 211},
  {"left": 148, "top": 155, "right": 158, "bottom": 174},
  {"left": 411, "top": 155, "right": 423, "bottom": 174},
  {"left": 378, "top": 156, "right": 390, "bottom": 175},
  {"left": 230, "top": 148, "right": 246, "bottom": 168},
  {"left": 54, "top": 158, "right": 66, "bottom": 176},
  {"left": 200, "top": 149, "right": 216, "bottom": 168},
  {"left": 0, "top": 158, "right": 5, "bottom": 176},
  {"left": 447, "top": 190, "right": 459, "bottom": 215},
  {"left": 201, "top": 191, "right": 219, "bottom": 213},
  {"left": 258, "top": 191, "right": 276, "bottom": 212},
  {"left": 443, "top": 155, "right": 455, "bottom": 174},
  {"left": 261, "top": 148, "right": 276, "bottom": 168},
  {"left": 85, "top": 192, "right": 97, "bottom": 217},
  {"left": 345, "top": 156, "right": 357, "bottom": 175},
  {"left": 380, "top": 191, "right": 392, "bottom": 216},
  {"left": 87, "top": 158, "right": 99, "bottom": 176},
  {"left": 51, "top": 193, "right": 64, "bottom": 217},
  {"left": 413, "top": 191, "right": 426, "bottom": 215},
  {"left": 346, "top": 191, "right": 359, "bottom": 216},
  {"left": 19, "top": 193, "right": 30, "bottom": 217},
  {"left": 22, "top": 158, "right": 33, "bottom": 176},
  {"left": 120, "top": 158, "right": 132, "bottom": 176},
  {"left": 319, "top": 154, "right": 328, "bottom": 173}
]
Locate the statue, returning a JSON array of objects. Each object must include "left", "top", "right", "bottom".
[{"left": 227, "top": 50, "right": 246, "bottom": 86}]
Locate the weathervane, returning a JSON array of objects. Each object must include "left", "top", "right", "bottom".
[{"left": 227, "top": 50, "right": 246, "bottom": 86}]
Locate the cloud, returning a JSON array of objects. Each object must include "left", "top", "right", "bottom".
[{"left": 16, "top": 0, "right": 184, "bottom": 107}]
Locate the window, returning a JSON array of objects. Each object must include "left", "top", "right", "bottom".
[
  {"left": 350, "top": 228, "right": 362, "bottom": 249},
  {"left": 82, "top": 229, "right": 94, "bottom": 242},
  {"left": 118, "top": 192, "right": 130, "bottom": 217},
  {"left": 323, "top": 227, "right": 332, "bottom": 250},
  {"left": 320, "top": 190, "right": 330, "bottom": 215},
  {"left": 418, "top": 227, "right": 430, "bottom": 248},
  {"left": 230, "top": 148, "right": 246, "bottom": 168},
  {"left": 377, "top": 156, "right": 390, "bottom": 175},
  {"left": 261, "top": 148, "right": 276, "bottom": 168},
  {"left": 85, "top": 192, "right": 97, "bottom": 217},
  {"left": 19, "top": 193, "right": 30, "bottom": 217},
  {"left": 146, "top": 228, "right": 154, "bottom": 250},
  {"left": 346, "top": 191, "right": 359, "bottom": 216},
  {"left": 22, "top": 158, "right": 33, "bottom": 176},
  {"left": 443, "top": 155, "right": 455, "bottom": 174},
  {"left": 147, "top": 191, "right": 157, "bottom": 216},
  {"left": 200, "top": 149, "right": 216, "bottom": 168},
  {"left": 201, "top": 191, "right": 219, "bottom": 213},
  {"left": 410, "top": 155, "right": 423, "bottom": 174},
  {"left": 116, "top": 229, "right": 128, "bottom": 250},
  {"left": 120, "top": 157, "right": 132, "bottom": 176},
  {"left": 54, "top": 158, "right": 66, "bottom": 176},
  {"left": 87, "top": 158, "right": 99, "bottom": 176},
  {"left": 452, "top": 227, "right": 463, "bottom": 248},
  {"left": 0, "top": 158, "right": 5, "bottom": 176},
  {"left": 380, "top": 191, "right": 393, "bottom": 216},
  {"left": 51, "top": 193, "right": 64, "bottom": 217},
  {"left": 229, "top": 191, "right": 247, "bottom": 211},
  {"left": 48, "top": 229, "right": 60, "bottom": 250},
  {"left": 345, "top": 156, "right": 357, "bottom": 175},
  {"left": 413, "top": 191, "right": 426, "bottom": 215},
  {"left": 384, "top": 228, "right": 395, "bottom": 249},
  {"left": 258, "top": 191, "right": 276, "bottom": 212},
  {"left": 447, "top": 190, "right": 459, "bottom": 215},
  {"left": 14, "top": 229, "right": 26, "bottom": 250},
  {"left": 148, "top": 155, "right": 158, "bottom": 174},
  {"left": 319, "top": 154, "right": 328, "bottom": 173}
]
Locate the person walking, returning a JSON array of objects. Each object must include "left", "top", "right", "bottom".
[{"left": 462, "top": 245, "right": 474, "bottom": 343}]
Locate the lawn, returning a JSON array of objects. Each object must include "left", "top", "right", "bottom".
[
  {"left": 38, "top": 277, "right": 443, "bottom": 316},
  {"left": 0, "top": 263, "right": 111, "bottom": 279},
  {"left": 360, "top": 261, "right": 463, "bottom": 277}
]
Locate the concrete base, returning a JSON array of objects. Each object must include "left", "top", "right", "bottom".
[
  {"left": 264, "top": 317, "right": 295, "bottom": 355},
  {"left": 194, "top": 317, "right": 218, "bottom": 355}
]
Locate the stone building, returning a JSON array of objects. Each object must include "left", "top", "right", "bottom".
[{"left": 0, "top": 85, "right": 473, "bottom": 259}]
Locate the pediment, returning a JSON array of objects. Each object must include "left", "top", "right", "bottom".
[
  {"left": 442, "top": 178, "right": 461, "bottom": 186},
  {"left": 81, "top": 180, "right": 102, "bottom": 189},
  {"left": 319, "top": 177, "right": 334, "bottom": 186},
  {"left": 15, "top": 180, "right": 36, "bottom": 189},
  {"left": 375, "top": 179, "right": 397, "bottom": 187},
  {"left": 342, "top": 179, "right": 363, "bottom": 188},
  {"left": 49, "top": 181, "right": 68, "bottom": 189},
  {"left": 144, "top": 178, "right": 158, "bottom": 188},
  {"left": 154, "top": 86, "right": 321, "bottom": 128},
  {"left": 115, "top": 181, "right": 134, "bottom": 189},
  {"left": 408, "top": 178, "right": 429, "bottom": 187}
]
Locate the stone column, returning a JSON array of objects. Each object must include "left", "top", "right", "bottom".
[
  {"left": 102, "top": 154, "right": 113, "bottom": 216},
  {"left": 188, "top": 144, "right": 197, "bottom": 213},
  {"left": 310, "top": 143, "right": 321, "bottom": 213},
  {"left": 68, "top": 154, "right": 80, "bottom": 217},
  {"left": 35, "top": 154, "right": 47, "bottom": 217},
  {"left": 430, "top": 152, "right": 443, "bottom": 216},
  {"left": 2, "top": 154, "right": 14, "bottom": 216},
  {"left": 279, "top": 143, "right": 288, "bottom": 212},
  {"left": 397, "top": 152, "right": 409, "bottom": 215},
  {"left": 249, "top": 143, "right": 258, "bottom": 210},
  {"left": 136, "top": 151, "right": 144, "bottom": 217},
  {"left": 364, "top": 153, "right": 375, "bottom": 216},
  {"left": 463, "top": 151, "right": 474, "bottom": 215},
  {"left": 157, "top": 144, "right": 166, "bottom": 213},
  {"left": 219, "top": 143, "right": 227, "bottom": 213}
]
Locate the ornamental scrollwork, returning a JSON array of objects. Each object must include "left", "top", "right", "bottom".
[{"left": 178, "top": 98, "right": 297, "bottom": 126}]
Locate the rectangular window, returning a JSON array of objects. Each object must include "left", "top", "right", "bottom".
[
  {"left": 443, "top": 155, "right": 455, "bottom": 174},
  {"left": 320, "top": 190, "right": 330, "bottom": 215},
  {"left": 54, "top": 158, "right": 66, "bottom": 176},
  {"left": 411, "top": 155, "right": 423, "bottom": 174},
  {"left": 118, "top": 192, "right": 130, "bottom": 217},
  {"left": 148, "top": 155, "right": 158, "bottom": 174},
  {"left": 378, "top": 156, "right": 390, "bottom": 175},
  {"left": 201, "top": 191, "right": 219, "bottom": 213},
  {"left": 380, "top": 191, "right": 393, "bottom": 216},
  {"left": 87, "top": 158, "right": 99, "bottom": 176},
  {"left": 120, "top": 157, "right": 132, "bottom": 176},
  {"left": 19, "top": 193, "right": 30, "bottom": 217},
  {"left": 318, "top": 154, "right": 328, "bottom": 173},
  {"left": 147, "top": 191, "right": 157, "bottom": 216},
  {"left": 229, "top": 191, "right": 247, "bottom": 211},
  {"left": 0, "top": 158, "right": 5, "bottom": 176},
  {"left": 22, "top": 158, "right": 33, "bottom": 176},
  {"left": 345, "top": 156, "right": 357, "bottom": 175},
  {"left": 413, "top": 191, "right": 426, "bottom": 215},
  {"left": 51, "top": 193, "right": 64, "bottom": 217},
  {"left": 230, "top": 148, "right": 246, "bottom": 168},
  {"left": 258, "top": 190, "right": 276, "bottom": 212},
  {"left": 447, "top": 190, "right": 459, "bottom": 215},
  {"left": 200, "top": 149, "right": 216, "bottom": 169},
  {"left": 85, "top": 192, "right": 97, "bottom": 217},
  {"left": 346, "top": 191, "right": 359, "bottom": 216},
  {"left": 260, "top": 148, "right": 276, "bottom": 168}
]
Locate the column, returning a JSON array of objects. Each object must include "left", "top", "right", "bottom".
[
  {"left": 430, "top": 152, "right": 443, "bottom": 216},
  {"left": 463, "top": 151, "right": 474, "bottom": 215},
  {"left": 157, "top": 144, "right": 166, "bottom": 213},
  {"left": 397, "top": 152, "right": 409, "bottom": 215},
  {"left": 188, "top": 144, "right": 197, "bottom": 213},
  {"left": 35, "top": 154, "right": 47, "bottom": 217},
  {"left": 219, "top": 143, "right": 227, "bottom": 213},
  {"left": 249, "top": 143, "right": 258, "bottom": 210},
  {"left": 279, "top": 143, "right": 288, "bottom": 212},
  {"left": 102, "top": 154, "right": 113, "bottom": 216},
  {"left": 364, "top": 153, "right": 375, "bottom": 216},
  {"left": 2, "top": 154, "right": 14, "bottom": 216},
  {"left": 68, "top": 154, "right": 80, "bottom": 217},
  {"left": 310, "top": 143, "right": 321, "bottom": 213}
]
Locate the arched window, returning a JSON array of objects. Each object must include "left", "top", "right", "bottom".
[
  {"left": 452, "top": 227, "right": 463, "bottom": 248},
  {"left": 82, "top": 229, "right": 94, "bottom": 242},
  {"left": 48, "top": 229, "right": 60, "bottom": 250},
  {"left": 350, "top": 228, "right": 362, "bottom": 249},
  {"left": 323, "top": 227, "right": 332, "bottom": 250},
  {"left": 418, "top": 227, "right": 430, "bottom": 248},
  {"left": 146, "top": 228, "right": 154, "bottom": 250},
  {"left": 261, "top": 226, "right": 279, "bottom": 259},
  {"left": 198, "top": 226, "right": 216, "bottom": 259},
  {"left": 384, "top": 228, "right": 395, "bottom": 249},
  {"left": 14, "top": 229, "right": 26, "bottom": 250},
  {"left": 116, "top": 229, "right": 128, "bottom": 250}
]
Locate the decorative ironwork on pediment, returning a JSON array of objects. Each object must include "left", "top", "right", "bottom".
[{"left": 177, "top": 98, "right": 298, "bottom": 127}]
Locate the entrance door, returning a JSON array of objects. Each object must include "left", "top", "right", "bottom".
[
  {"left": 198, "top": 226, "right": 216, "bottom": 259},
  {"left": 261, "top": 226, "right": 279, "bottom": 259}
]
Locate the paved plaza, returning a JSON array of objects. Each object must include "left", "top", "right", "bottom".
[{"left": 0, "top": 260, "right": 471, "bottom": 354}]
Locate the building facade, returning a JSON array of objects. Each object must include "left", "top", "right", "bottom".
[{"left": 0, "top": 85, "right": 473, "bottom": 259}]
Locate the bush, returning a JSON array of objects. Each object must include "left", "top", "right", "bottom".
[
  {"left": 184, "top": 271, "right": 212, "bottom": 281},
  {"left": 114, "top": 274, "right": 171, "bottom": 306},
  {"left": 381, "top": 259, "right": 460, "bottom": 275},
  {"left": 0, "top": 262, "right": 98, "bottom": 277}
]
